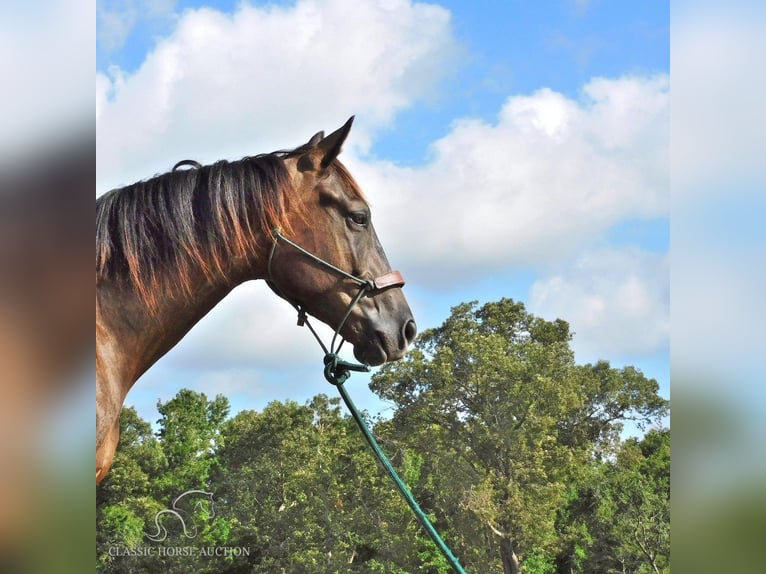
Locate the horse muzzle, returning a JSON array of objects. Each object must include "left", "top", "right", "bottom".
[{"left": 346, "top": 300, "right": 417, "bottom": 366}]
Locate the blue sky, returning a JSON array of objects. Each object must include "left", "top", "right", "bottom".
[{"left": 97, "top": 0, "right": 669, "bottom": 430}]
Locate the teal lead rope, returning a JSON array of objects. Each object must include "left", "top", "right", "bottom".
[{"left": 324, "top": 360, "right": 468, "bottom": 574}]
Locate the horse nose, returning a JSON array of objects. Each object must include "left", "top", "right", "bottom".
[{"left": 402, "top": 319, "right": 417, "bottom": 346}]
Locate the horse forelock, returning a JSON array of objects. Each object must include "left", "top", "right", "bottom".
[{"left": 96, "top": 152, "right": 297, "bottom": 311}]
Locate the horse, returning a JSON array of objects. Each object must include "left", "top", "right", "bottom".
[{"left": 96, "top": 118, "right": 416, "bottom": 483}]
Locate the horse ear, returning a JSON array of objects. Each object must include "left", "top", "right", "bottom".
[
  {"left": 297, "top": 117, "right": 354, "bottom": 173},
  {"left": 307, "top": 131, "right": 324, "bottom": 146},
  {"left": 317, "top": 116, "right": 354, "bottom": 169}
]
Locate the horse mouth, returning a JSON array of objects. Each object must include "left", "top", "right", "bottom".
[
  {"left": 353, "top": 343, "right": 387, "bottom": 367},
  {"left": 352, "top": 328, "right": 411, "bottom": 366}
]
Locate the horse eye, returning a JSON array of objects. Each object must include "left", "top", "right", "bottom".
[{"left": 348, "top": 211, "right": 369, "bottom": 226}]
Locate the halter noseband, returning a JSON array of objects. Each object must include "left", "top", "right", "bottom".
[{"left": 267, "top": 229, "right": 405, "bottom": 384}]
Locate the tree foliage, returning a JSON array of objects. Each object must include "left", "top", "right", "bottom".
[
  {"left": 370, "top": 299, "right": 668, "bottom": 573},
  {"left": 97, "top": 298, "right": 669, "bottom": 574}
]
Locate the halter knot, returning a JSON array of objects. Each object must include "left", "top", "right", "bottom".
[{"left": 323, "top": 353, "right": 370, "bottom": 386}]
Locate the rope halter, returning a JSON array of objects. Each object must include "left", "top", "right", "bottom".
[{"left": 266, "top": 229, "right": 405, "bottom": 385}]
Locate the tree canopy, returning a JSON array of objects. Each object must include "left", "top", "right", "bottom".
[{"left": 97, "top": 298, "right": 669, "bottom": 574}]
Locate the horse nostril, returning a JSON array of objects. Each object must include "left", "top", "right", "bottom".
[{"left": 403, "top": 319, "right": 417, "bottom": 345}]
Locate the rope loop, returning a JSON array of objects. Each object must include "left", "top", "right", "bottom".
[{"left": 323, "top": 353, "right": 370, "bottom": 386}]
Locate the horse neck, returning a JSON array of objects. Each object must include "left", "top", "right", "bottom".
[{"left": 97, "top": 254, "right": 267, "bottom": 389}]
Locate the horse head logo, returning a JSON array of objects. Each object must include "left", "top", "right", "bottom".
[{"left": 145, "top": 490, "right": 215, "bottom": 542}]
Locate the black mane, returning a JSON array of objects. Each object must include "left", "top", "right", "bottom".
[{"left": 96, "top": 151, "right": 298, "bottom": 309}]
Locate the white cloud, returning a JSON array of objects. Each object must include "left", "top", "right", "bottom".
[
  {"left": 96, "top": 0, "right": 457, "bottom": 192},
  {"left": 347, "top": 74, "right": 668, "bottom": 283},
  {"left": 154, "top": 78, "right": 670, "bottom": 374},
  {"left": 528, "top": 248, "right": 669, "bottom": 359}
]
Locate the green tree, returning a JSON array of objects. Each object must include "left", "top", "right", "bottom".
[
  {"left": 212, "top": 395, "right": 442, "bottom": 573},
  {"left": 583, "top": 429, "right": 670, "bottom": 574},
  {"left": 371, "top": 299, "right": 668, "bottom": 574},
  {"left": 96, "top": 406, "right": 166, "bottom": 572},
  {"left": 97, "top": 393, "right": 232, "bottom": 574},
  {"left": 553, "top": 431, "right": 667, "bottom": 574},
  {"left": 155, "top": 389, "right": 229, "bottom": 495}
]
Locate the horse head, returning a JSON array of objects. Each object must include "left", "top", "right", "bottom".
[{"left": 269, "top": 118, "right": 416, "bottom": 366}]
